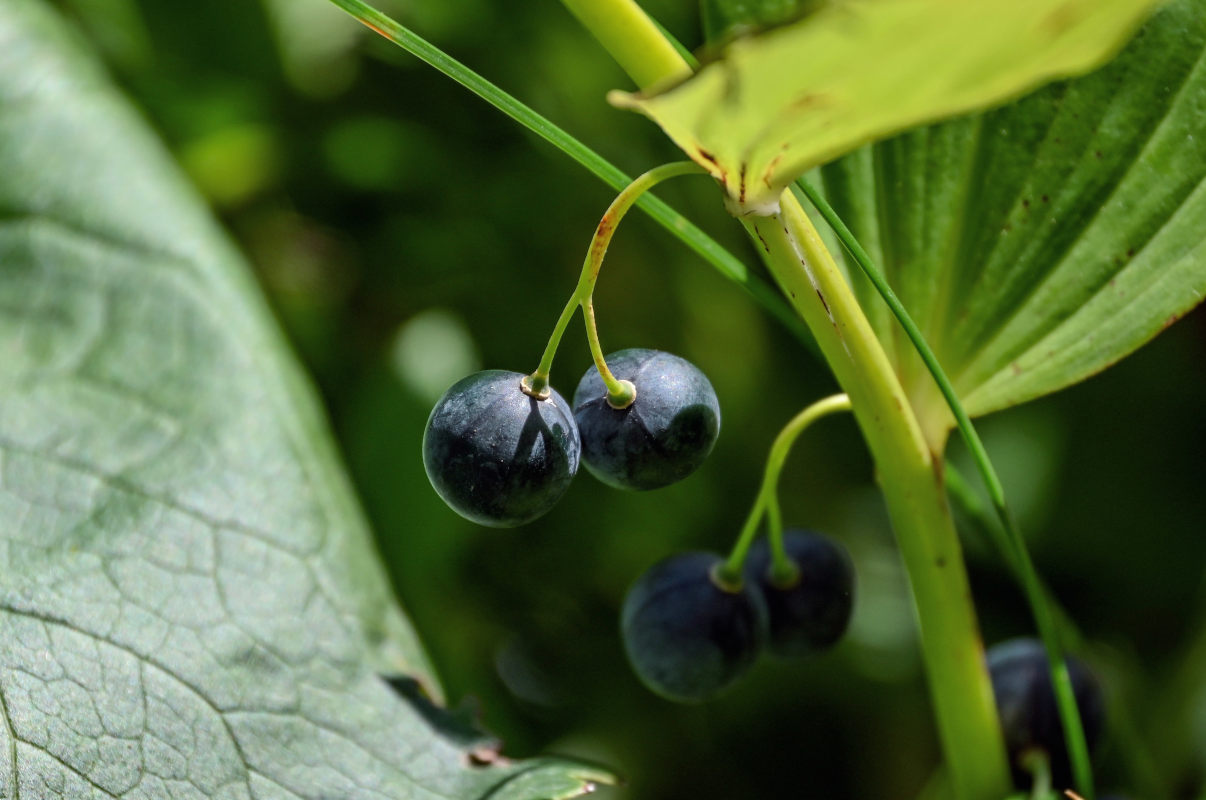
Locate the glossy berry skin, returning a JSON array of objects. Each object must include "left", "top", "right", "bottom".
[
  {"left": 988, "top": 637, "right": 1106, "bottom": 790},
  {"left": 621, "top": 551, "right": 766, "bottom": 702},
  {"left": 422, "top": 370, "right": 580, "bottom": 527},
  {"left": 744, "top": 529, "right": 855, "bottom": 657},
  {"left": 572, "top": 349, "right": 720, "bottom": 490}
]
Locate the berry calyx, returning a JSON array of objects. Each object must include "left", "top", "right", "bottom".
[
  {"left": 988, "top": 637, "right": 1105, "bottom": 791},
  {"left": 573, "top": 348, "right": 720, "bottom": 490},
  {"left": 744, "top": 529, "right": 855, "bottom": 657},
  {"left": 621, "top": 551, "right": 767, "bottom": 702},
  {"left": 423, "top": 370, "right": 580, "bottom": 527}
]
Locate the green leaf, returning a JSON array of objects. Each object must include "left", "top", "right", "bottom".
[
  {"left": 0, "top": 1, "right": 608, "bottom": 797},
  {"left": 699, "top": 0, "right": 819, "bottom": 42},
  {"left": 819, "top": 0, "right": 1206, "bottom": 417},
  {"left": 612, "top": 0, "right": 1161, "bottom": 215}
]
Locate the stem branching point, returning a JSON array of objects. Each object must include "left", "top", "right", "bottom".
[
  {"left": 528, "top": 161, "right": 707, "bottom": 396},
  {"left": 722, "top": 394, "right": 852, "bottom": 578}
]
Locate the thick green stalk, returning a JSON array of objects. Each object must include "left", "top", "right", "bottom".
[
  {"left": 751, "top": 205, "right": 1010, "bottom": 800},
  {"left": 798, "top": 178, "right": 1094, "bottom": 798},
  {"left": 556, "top": 0, "right": 690, "bottom": 89},
  {"left": 560, "top": 4, "right": 1011, "bottom": 798}
]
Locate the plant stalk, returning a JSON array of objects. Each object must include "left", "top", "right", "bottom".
[{"left": 559, "top": 4, "right": 1012, "bottom": 797}]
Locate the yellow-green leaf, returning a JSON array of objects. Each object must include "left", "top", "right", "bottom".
[{"left": 612, "top": 0, "right": 1162, "bottom": 215}]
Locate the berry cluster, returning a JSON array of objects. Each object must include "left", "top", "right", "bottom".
[
  {"left": 621, "top": 529, "right": 854, "bottom": 702},
  {"left": 423, "top": 348, "right": 720, "bottom": 527},
  {"left": 418, "top": 160, "right": 1117, "bottom": 792}
]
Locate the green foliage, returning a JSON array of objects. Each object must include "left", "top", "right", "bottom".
[
  {"left": 4, "top": 0, "right": 1206, "bottom": 798},
  {"left": 822, "top": 0, "right": 1206, "bottom": 418},
  {"left": 613, "top": 0, "right": 1160, "bottom": 214},
  {"left": 0, "top": 0, "right": 606, "bottom": 796}
]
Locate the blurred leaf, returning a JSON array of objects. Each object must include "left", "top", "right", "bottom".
[
  {"left": 0, "top": 0, "right": 607, "bottom": 797},
  {"left": 612, "top": 0, "right": 1159, "bottom": 214},
  {"left": 818, "top": 0, "right": 1206, "bottom": 417}
]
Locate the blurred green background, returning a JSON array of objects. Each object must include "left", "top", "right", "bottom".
[{"left": 52, "top": 0, "right": 1206, "bottom": 797}]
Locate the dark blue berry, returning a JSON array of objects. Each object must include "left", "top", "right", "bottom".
[
  {"left": 621, "top": 551, "right": 766, "bottom": 702},
  {"left": 988, "top": 637, "right": 1105, "bottom": 790},
  {"left": 422, "top": 370, "right": 580, "bottom": 527},
  {"left": 744, "top": 529, "right": 854, "bottom": 657},
  {"left": 572, "top": 349, "right": 720, "bottom": 490}
]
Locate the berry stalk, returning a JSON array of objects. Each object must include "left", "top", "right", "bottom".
[
  {"left": 525, "top": 160, "right": 706, "bottom": 406},
  {"left": 719, "top": 393, "right": 852, "bottom": 585}
]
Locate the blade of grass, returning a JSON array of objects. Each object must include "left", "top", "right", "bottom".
[
  {"left": 797, "top": 175, "right": 1095, "bottom": 798},
  {"left": 324, "top": 0, "right": 813, "bottom": 350}
]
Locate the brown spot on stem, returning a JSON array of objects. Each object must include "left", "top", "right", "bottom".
[
  {"left": 815, "top": 288, "right": 831, "bottom": 316},
  {"left": 755, "top": 229, "right": 771, "bottom": 253}
]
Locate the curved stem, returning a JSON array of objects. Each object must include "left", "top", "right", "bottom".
[
  {"left": 720, "top": 393, "right": 851, "bottom": 583},
  {"left": 526, "top": 161, "right": 706, "bottom": 404}
]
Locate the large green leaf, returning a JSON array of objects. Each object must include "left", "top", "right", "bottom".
[
  {"left": 0, "top": 1, "right": 606, "bottom": 797},
  {"left": 818, "top": 0, "right": 1206, "bottom": 417},
  {"left": 613, "top": 0, "right": 1160, "bottom": 215}
]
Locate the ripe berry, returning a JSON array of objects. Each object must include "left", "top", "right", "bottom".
[
  {"left": 744, "top": 529, "right": 855, "bottom": 657},
  {"left": 572, "top": 349, "right": 720, "bottom": 490},
  {"left": 621, "top": 551, "right": 766, "bottom": 702},
  {"left": 422, "top": 370, "right": 580, "bottom": 527},
  {"left": 988, "top": 637, "right": 1106, "bottom": 790}
]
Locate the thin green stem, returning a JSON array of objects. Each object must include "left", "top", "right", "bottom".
[
  {"left": 523, "top": 294, "right": 580, "bottom": 399},
  {"left": 525, "top": 162, "right": 705, "bottom": 404},
  {"left": 1025, "top": 751, "right": 1053, "bottom": 800},
  {"left": 720, "top": 393, "right": 851, "bottom": 583},
  {"left": 580, "top": 298, "right": 632, "bottom": 404},
  {"left": 797, "top": 177, "right": 1095, "bottom": 798},
  {"left": 764, "top": 493, "right": 790, "bottom": 582},
  {"left": 324, "top": 0, "right": 813, "bottom": 349}
]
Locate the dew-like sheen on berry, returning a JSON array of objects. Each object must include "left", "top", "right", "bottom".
[
  {"left": 745, "top": 529, "right": 854, "bottom": 657},
  {"left": 422, "top": 370, "right": 580, "bottom": 527},
  {"left": 621, "top": 551, "right": 766, "bottom": 702},
  {"left": 988, "top": 637, "right": 1105, "bottom": 790},
  {"left": 573, "top": 349, "right": 720, "bottom": 490}
]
